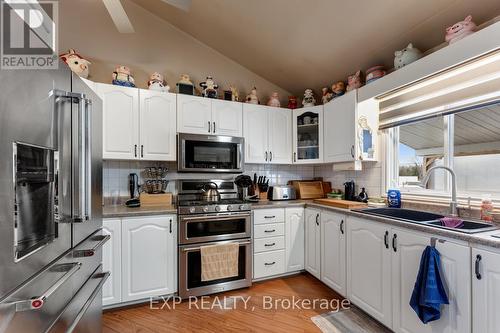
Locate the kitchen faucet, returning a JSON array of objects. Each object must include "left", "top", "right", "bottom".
[{"left": 420, "top": 166, "right": 458, "bottom": 216}]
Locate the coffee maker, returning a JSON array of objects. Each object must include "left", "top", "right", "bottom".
[{"left": 344, "top": 180, "right": 356, "bottom": 201}]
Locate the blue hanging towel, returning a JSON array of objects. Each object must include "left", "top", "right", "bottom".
[{"left": 409, "top": 246, "right": 449, "bottom": 324}]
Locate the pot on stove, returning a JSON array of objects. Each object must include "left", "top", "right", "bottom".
[{"left": 201, "top": 182, "right": 221, "bottom": 202}]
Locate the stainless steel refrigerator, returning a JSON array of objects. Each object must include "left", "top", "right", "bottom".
[{"left": 0, "top": 63, "right": 108, "bottom": 332}]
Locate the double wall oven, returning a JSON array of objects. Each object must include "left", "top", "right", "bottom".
[{"left": 177, "top": 180, "right": 252, "bottom": 298}]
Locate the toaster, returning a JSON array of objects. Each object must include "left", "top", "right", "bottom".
[{"left": 267, "top": 185, "right": 297, "bottom": 201}]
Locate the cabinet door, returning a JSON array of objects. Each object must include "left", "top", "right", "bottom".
[
  {"left": 472, "top": 248, "right": 500, "bottom": 333},
  {"left": 293, "top": 106, "right": 323, "bottom": 164},
  {"left": 122, "top": 216, "right": 177, "bottom": 302},
  {"left": 211, "top": 99, "right": 243, "bottom": 136},
  {"left": 102, "top": 219, "right": 121, "bottom": 306},
  {"left": 321, "top": 211, "right": 346, "bottom": 295},
  {"left": 347, "top": 216, "right": 392, "bottom": 327},
  {"left": 392, "top": 228, "right": 470, "bottom": 333},
  {"left": 96, "top": 83, "right": 139, "bottom": 160},
  {"left": 268, "top": 107, "right": 292, "bottom": 164},
  {"left": 324, "top": 90, "right": 356, "bottom": 163},
  {"left": 139, "top": 90, "right": 177, "bottom": 161},
  {"left": 243, "top": 104, "right": 268, "bottom": 163},
  {"left": 305, "top": 208, "right": 321, "bottom": 279},
  {"left": 177, "top": 94, "right": 212, "bottom": 134},
  {"left": 285, "top": 208, "right": 304, "bottom": 272}
]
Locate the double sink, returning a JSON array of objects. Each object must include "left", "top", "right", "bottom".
[{"left": 356, "top": 208, "right": 498, "bottom": 234}]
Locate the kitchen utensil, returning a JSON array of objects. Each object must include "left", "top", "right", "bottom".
[
  {"left": 344, "top": 180, "right": 356, "bottom": 201},
  {"left": 201, "top": 182, "right": 221, "bottom": 202}
]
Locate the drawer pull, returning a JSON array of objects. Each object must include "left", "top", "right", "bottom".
[
  {"left": 264, "top": 229, "right": 276, "bottom": 233},
  {"left": 264, "top": 261, "right": 276, "bottom": 266},
  {"left": 264, "top": 242, "right": 276, "bottom": 247},
  {"left": 264, "top": 215, "right": 276, "bottom": 219},
  {"left": 73, "top": 233, "right": 110, "bottom": 258}
]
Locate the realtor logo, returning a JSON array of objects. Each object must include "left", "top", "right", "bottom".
[{"left": 1, "top": 0, "right": 58, "bottom": 69}]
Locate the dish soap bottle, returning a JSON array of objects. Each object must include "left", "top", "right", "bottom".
[
  {"left": 481, "top": 195, "right": 494, "bottom": 222},
  {"left": 387, "top": 188, "right": 401, "bottom": 208}
]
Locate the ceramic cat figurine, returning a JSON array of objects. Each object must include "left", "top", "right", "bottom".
[
  {"left": 445, "top": 15, "right": 476, "bottom": 44},
  {"left": 394, "top": 43, "right": 422, "bottom": 69}
]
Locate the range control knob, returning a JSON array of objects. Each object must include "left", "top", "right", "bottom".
[
  {"left": 189, "top": 207, "right": 196, "bottom": 213},
  {"left": 239, "top": 205, "right": 246, "bottom": 210},
  {"left": 215, "top": 206, "right": 221, "bottom": 212},
  {"left": 203, "top": 206, "right": 209, "bottom": 212},
  {"left": 227, "top": 205, "right": 233, "bottom": 211}
]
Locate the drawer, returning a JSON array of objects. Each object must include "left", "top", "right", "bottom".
[
  {"left": 254, "top": 209, "right": 285, "bottom": 224},
  {"left": 254, "top": 223, "right": 285, "bottom": 239},
  {"left": 254, "top": 250, "right": 286, "bottom": 279},
  {"left": 254, "top": 236, "right": 285, "bottom": 253}
]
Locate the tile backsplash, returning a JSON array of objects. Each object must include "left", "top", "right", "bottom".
[{"left": 103, "top": 161, "right": 315, "bottom": 199}]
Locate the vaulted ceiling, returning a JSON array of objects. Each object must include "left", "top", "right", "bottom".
[{"left": 131, "top": 0, "right": 500, "bottom": 96}]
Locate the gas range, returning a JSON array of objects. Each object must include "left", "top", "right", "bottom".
[{"left": 177, "top": 199, "right": 251, "bottom": 215}]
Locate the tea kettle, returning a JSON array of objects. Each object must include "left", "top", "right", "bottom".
[{"left": 201, "top": 182, "right": 221, "bottom": 202}]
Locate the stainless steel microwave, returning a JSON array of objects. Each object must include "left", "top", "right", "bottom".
[{"left": 177, "top": 133, "right": 244, "bottom": 173}]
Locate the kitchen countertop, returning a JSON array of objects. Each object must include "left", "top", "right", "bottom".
[
  {"left": 102, "top": 199, "right": 500, "bottom": 249},
  {"left": 102, "top": 204, "right": 177, "bottom": 218}
]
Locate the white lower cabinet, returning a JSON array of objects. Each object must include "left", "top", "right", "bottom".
[
  {"left": 102, "top": 215, "right": 177, "bottom": 307},
  {"left": 285, "top": 207, "right": 305, "bottom": 272},
  {"left": 391, "top": 228, "right": 470, "bottom": 333},
  {"left": 102, "top": 219, "right": 122, "bottom": 306},
  {"left": 305, "top": 208, "right": 321, "bottom": 279},
  {"left": 472, "top": 247, "right": 500, "bottom": 333},
  {"left": 347, "top": 216, "right": 392, "bottom": 327},
  {"left": 320, "top": 211, "right": 346, "bottom": 295}
]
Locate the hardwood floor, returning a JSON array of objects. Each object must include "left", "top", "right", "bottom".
[{"left": 103, "top": 273, "right": 343, "bottom": 333}]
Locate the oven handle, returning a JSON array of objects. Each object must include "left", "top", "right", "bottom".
[
  {"left": 180, "top": 214, "right": 250, "bottom": 222},
  {"left": 181, "top": 240, "right": 251, "bottom": 252}
]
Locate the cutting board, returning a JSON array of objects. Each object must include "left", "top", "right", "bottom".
[{"left": 313, "top": 198, "right": 368, "bottom": 209}]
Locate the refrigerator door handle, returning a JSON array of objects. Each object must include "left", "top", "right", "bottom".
[{"left": 84, "top": 99, "right": 92, "bottom": 221}]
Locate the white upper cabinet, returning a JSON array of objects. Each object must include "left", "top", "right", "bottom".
[
  {"left": 320, "top": 211, "right": 346, "bottom": 295},
  {"left": 97, "top": 83, "right": 139, "bottom": 160},
  {"left": 324, "top": 90, "right": 378, "bottom": 163},
  {"left": 268, "top": 107, "right": 292, "bottom": 164},
  {"left": 293, "top": 106, "right": 323, "bottom": 164},
  {"left": 304, "top": 208, "right": 321, "bottom": 279},
  {"left": 243, "top": 104, "right": 292, "bottom": 164},
  {"left": 285, "top": 207, "right": 305, "bottom": 272},
  {"left": 472, "top": 247, "right": 500, "bottom": 333},
  {"left": 243, "top": 104, "right": 268, "bottom": 163},
  {"left": 177, "top": 94, "right": 212, "bottom": 135},
  {"left": 139, "top": 89, "right": 177, "bottom": 161},
  {"left": 177, "top": 95, "right": 243, "bottom": 136},
  {"left": 211, "top": 99, "right": 243, "bottom": 136}
]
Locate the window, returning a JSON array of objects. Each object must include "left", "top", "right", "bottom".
[{"left": 388, "top": 101, "right": 500, "bottom": 200}]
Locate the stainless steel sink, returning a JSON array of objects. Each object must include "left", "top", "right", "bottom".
[{"left": 356, "top": 207, "right": 499, "bottom": 234}]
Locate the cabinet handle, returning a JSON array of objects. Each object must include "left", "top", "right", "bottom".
[
  {"left": 315, "top": 213, "right": 320, "bottom": 226},
  {"left": 270, "top": 151, "right": 273, "bottom": 162},
  {"left": 264, "top": 261, "right": 276, "bottom": 266},
  {"left": 340, "top": 220, "right": 344, "bottom": 234},
  {"left": 384, "top": 231, "right": 389, "bottom": 249},
  {"left": 264, "top": 243, "right": 276, "bottom": 247},
  {"left": 264, "top": 229, "right": 276, "bottom": 233},
  {"left": 293, "top": 152, "right": 296, "bottom": 162},
  {"left": 208, "top": 121, "right": 211, "bottom": 133},
  {"left": 134, "top": 144, "right": 137, "bottom": 157},
  {"left": 475, "top": 254, "right": 482, "bottom": 280},
  {"left": 392, "top": 234, "right": 397, "bottom": 252},
  {"left": 265, "top": 151, "right": 268, "bottom": 162},
  {"left": 169, "top": 219, "right": 172, "bottom": 234},
  {"left": 350, "top": 145, "right": 355, "bottom": 158},
  {"left": 213, "top": 122, "right": 216, "bottom": 133},
  {"left": 140, "top": 145, "right": 144, "bottom": 158},
  {"left": 264, "top": 215, "right": 275, "bottom": 219}
]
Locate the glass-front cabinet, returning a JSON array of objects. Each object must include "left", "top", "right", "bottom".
[{"left": 292, "top": 105, "right": 324, "bottom": 164}]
